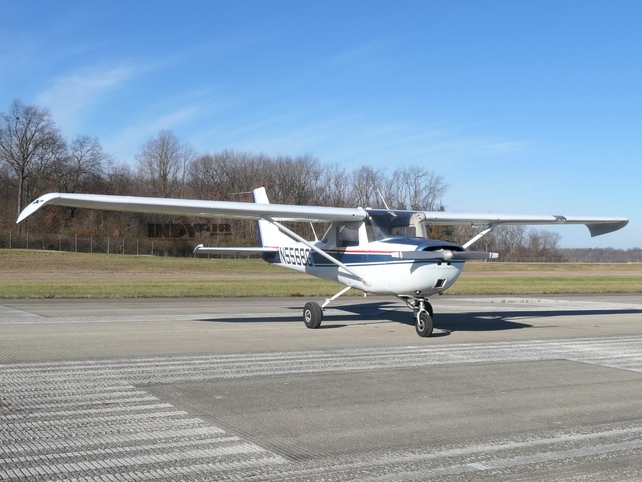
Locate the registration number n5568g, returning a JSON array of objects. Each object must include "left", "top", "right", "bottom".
[{"left": 279, "top": 247, "right": 313, "bottom": 266}]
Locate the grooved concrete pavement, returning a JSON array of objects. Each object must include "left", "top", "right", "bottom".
[{"left": 1, "top": 294, "right": 642, "bottom": 480}]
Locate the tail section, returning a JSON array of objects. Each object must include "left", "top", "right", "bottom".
[{"left": 252, "top": 187, "right": 291, "bottom": 247}]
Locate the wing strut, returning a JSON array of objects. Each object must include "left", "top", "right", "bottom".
[
  {"left": 264, "top": 216, "right": 372, "bottom": 287},
  {"left": 462, "top": 225, "right": 497, "bottom": 250}
]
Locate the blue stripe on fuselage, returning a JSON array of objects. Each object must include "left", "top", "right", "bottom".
[{"left": 269, "top": 249, "right": 464, "bottom": 267}]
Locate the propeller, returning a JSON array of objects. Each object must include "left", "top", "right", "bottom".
[{"left": 394, "top": 250, "right": 498, "bottom": 261}]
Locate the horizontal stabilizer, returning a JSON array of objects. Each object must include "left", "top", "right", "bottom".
[{"left": 193, "top": 244, "right": 278, "bottom": 256}]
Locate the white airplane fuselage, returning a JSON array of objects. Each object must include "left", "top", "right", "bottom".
[{"left": 263, "top": 240, "right": 465, "bottom": 296}]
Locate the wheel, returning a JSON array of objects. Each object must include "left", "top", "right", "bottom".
[
  {"left": 415, "top": 310, "right": 433, "bottom": 337},
  {"left": 425, "top": 301, "right": 433, "bottom": 318},
  {"left": 303, "top": 301, "right": 323, "bottom": 329}
]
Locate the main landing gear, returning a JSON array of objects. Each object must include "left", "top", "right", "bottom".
[
  {"left": 303, "top": 301, "right": 323, "bottom": 329},
  {"left": 302, "top": 289, "right": 435, "bottom": 338},
  {"left": 302, "top": 286, "right": 352, "bottom": 330}
]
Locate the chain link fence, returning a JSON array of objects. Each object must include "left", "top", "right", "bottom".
[
  {"left": 0, "top": 231, "right": 197, "bottom": 257},
  {"left": 1, "top": 230, "right": 579, "bottom": 263}
]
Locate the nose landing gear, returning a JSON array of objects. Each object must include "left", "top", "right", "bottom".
[
  {"left": 415, "top": 308, "right": 434, "bottom": 337},
  {"left": 400, "top": 296, "right": 434, "bottom": 337}
]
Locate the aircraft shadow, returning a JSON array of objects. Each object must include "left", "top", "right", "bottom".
[{"left": 196, "top": 301, "right": 642, "bottom": 334}]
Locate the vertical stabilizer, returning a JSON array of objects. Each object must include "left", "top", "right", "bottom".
[{"left": 252, "top": 187, "right": 291, "bottom": 247}]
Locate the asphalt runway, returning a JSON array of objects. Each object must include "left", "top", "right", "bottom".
[{"left": 1, "top": 294, "right": 642, "bottom": 481}]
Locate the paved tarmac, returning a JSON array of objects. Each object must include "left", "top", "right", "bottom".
[{"left": 1, "top": 294, "right": 642, "bottom": 481}]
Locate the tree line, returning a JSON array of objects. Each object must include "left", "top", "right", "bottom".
[{"left": 0, "top": 99, "right": 632, "bottom": 261}]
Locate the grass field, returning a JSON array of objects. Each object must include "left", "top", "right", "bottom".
[{"left": 1, "top": 249, "right": 641, "bottom": 298}]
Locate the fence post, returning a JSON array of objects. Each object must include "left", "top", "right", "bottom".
[
  {"left": 107, "top": 236, "right": 110, "bottom": 254},
  {"left": 9, "top": 231, "right": 11, "bottom": 249}
]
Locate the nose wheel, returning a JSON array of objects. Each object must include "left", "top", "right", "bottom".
[
  {"left": 410, "top": 299, "right": 434, "bottom": 337},
  {"left": 415, "top": 309, "right": 433, "bottom": 337}
]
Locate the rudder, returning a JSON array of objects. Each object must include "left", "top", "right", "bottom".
[{"left": 252, "top": 187, "right": 291, "bottom": 247}]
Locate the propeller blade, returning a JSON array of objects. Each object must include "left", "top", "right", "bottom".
[{"left": 395, "top": 250, "right": 498, "bottom": 261}]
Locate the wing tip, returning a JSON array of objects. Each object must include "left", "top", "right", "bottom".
[
  {"left": 16, "top": 193, "right": 61, "bottom": 223},
  {"left": 587, "top": 219, "right": 629, "bottom": 237}
]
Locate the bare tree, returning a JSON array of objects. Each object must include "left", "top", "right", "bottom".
[
  {"left": 492, "top": 224, "right": 527, "bottom": 256},
  {"left": 392, "top": 165, "right": 448, "bottom": 211},
  {"left": 188, "top": 150, "right": 268, "bottom": 200},
  {"left": 188, "top": 153, "right": 219, "bottom": 199},
  {"left": 0, "top": 99, "right": 66, "bottom": 219},
  {"left": 54, "top": 135, "right": 108, "bottom": 193},
  {"left": 103, "top": 158, "right": 137, "bottom": 195},
  {"left": 528, "top": 229, "right": 561, "bottom": 256},
  {"left": 136, "top": 130, "right": 196, "bottom": 198},
  {"left": 268, "top": 154, "right": 321, "bottom": 205},
  {"left": 317, "top": 164, "right": 354, "bottom": 207},
  {"left": 350, "top": 165, "right": 387, "bottom": 208}
]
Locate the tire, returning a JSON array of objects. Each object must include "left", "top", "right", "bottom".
[
  {"left": 425, "top": 301, "right": 434, "bottom": 318},
  {"left": 415, "top": 310, "right": 433, "bottom": 337},
  {"left": 303, "top": 301, "right": 323, "bottom": 329}
]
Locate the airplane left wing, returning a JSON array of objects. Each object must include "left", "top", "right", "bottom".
[
  {"left": 421, "top": 212, "right": 628, "bottom": 237},
  {"left": 17, "top": 192, "right": 367, "bottom": 224}
]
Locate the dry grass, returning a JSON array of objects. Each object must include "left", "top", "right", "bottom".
[{"left": 1, "top": 249, "right": 641, "bottom": 298}]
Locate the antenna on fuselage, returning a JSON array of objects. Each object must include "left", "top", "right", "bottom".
[{"left": 376, "top": 188, "right": 397, "bottom": 217}]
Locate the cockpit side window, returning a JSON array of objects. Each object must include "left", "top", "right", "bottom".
[
  {"left": 337, "top": 222, "right": 361, "bottom": 247},
  {"left": 366, "top": 211, "right": 427, "bottom": 241}
]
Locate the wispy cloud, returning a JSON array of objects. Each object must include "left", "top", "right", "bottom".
[
  {"left": 105, "top": 105, "right": 201, "bottom": 163},
  {"left": 204, "top": 104, "right": 531, "bottom": 171},
  {"left": 35, "top": 66, "right": 136, "bottom": 135}
]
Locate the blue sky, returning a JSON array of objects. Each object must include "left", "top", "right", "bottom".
[{"left": 1, "top": 1, "right": 640, "bottom": 248}]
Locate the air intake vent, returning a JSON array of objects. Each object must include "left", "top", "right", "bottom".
[{"left": 434, "top": 279, "right": 446, "bottom": 289}]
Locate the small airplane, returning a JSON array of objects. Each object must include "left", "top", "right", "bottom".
[{"left": 17, "top": 187, "right": 628, "bottom": 337}]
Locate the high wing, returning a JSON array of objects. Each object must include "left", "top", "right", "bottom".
[
  {"left": 17, "top": 192, "right": 628, "bottom": 238},
  {"left": 421, "top": 212, "right": 628, "bottom": 237},
  {"left": 16, "top": 192, "right": 366, "bottom": 224}
]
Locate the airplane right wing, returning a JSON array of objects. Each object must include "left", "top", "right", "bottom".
[{"left": 17, "top": 192, "right": 367, "bottom": 224}]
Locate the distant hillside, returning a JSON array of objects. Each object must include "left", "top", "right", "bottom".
[{"left": 560, "top": 248, "right": 642, "bottom": 263}]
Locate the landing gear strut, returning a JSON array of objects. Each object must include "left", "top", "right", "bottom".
[
  {"left": 302, "top": 286, "right": 352, "bottom": 330},
  {"left": 415, "top": 308, "right": 433, "bottom": 337},
  {"left": 401, "top": 297, "right": 434, "bottom": 337}
]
